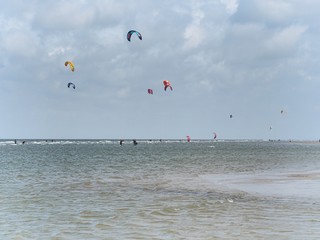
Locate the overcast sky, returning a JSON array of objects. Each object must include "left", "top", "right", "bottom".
[{"left": 1, "top": 0, "right": 320, "bottom": 140}]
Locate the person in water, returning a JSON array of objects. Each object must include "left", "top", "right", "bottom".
[
  {"left": 120, "top": 140, "right": 124, "bottom": 145},
  {"left": 133, "top": 140, "right": 138, "bottom": 146}
]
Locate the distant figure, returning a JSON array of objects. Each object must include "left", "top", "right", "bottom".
[
  {"left": 133, "top": 140, "right": 138, "bottom": 146},
  {"left": 120, "top": 140, "right": 124, "bottom": 145},
  {"left": 14, "top": 139, "right": 17, "bottom": 144},
  {"left": 22, "top": 141, "right": 26, "bottom": 144}
]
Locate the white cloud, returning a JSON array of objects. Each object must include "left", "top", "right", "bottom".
[
  {"left": 266, "top": 25, "right": 307, "bottom": 53},
  {"left": 1, "top": 0, "right": 320, "bottom": 139},
  {"left": 183, "top": 24, "right": 205, "bottom": 49},
  {"left": 255, "top": 0, "right": 294, "bottom": 23},
  {"left": 220, "top": 0, "right": 238, "bottom": 15},
  {"left": 33, "top": 2, "right": 96, "bottom": 30},
  {"left": 183, "top": 9, "right": 205, "bottom": 49},
  {"left": 0, "top": 17, "right": 39, "bottom": 58},
  {"left": 48, "top": 47, "right": 71, "bottom": 57}
]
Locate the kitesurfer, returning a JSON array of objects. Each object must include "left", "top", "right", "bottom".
[
  {"left": 133, "top": 140, "right": 138, "bottom": 146},
  {"left": 120, "top": 140, "right": 124, "bottom": 145}
]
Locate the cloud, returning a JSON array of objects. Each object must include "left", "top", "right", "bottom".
[
  {"left": 1, "top": 0, "right": 320, "bottom": 139},
  {"left": 183, "top": 23, "right": 205, "bottom": 50},
  {"left": 265, "top": 25, "right": 307, "bottom": 54},
  {"left": 48, "top": 47, "right": 71, "bottom": 57},
  {"left": 33, "top": 2, "right": 96, "bottom": 30},
  {"left": 255, "top": 0, "right": 294, "bottom": 23},
  {"left": 220, "top": 0, "right": 239, "bottom": 15},
  {"left": 183, "top": 5, "right": 205, "bottom": 49},
  {"left": 0, "top": 17, "right": 40, "bottom": 58}
]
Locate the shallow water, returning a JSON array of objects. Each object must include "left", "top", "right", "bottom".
[{"left": 1, "top": 140, "right": 320, "bottom": 239}]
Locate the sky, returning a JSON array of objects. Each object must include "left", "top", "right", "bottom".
[{"left": 1, "top": 0, "right": 320, "bottom": 140}]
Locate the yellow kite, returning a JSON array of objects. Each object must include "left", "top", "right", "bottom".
[{"left": 65, "top": 61, "right": 75, "bottom": 72}]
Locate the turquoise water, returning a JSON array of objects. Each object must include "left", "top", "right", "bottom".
[{"left": 1, "top": 140, "right": 320, "bottom": 239}]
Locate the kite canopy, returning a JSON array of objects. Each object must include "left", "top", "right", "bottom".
[
  {"left": 213, "top": 132, "right": 217, "bottom": 140},
  {"left": 163, "top": 80, "right": 173, "bottom": 91},
  {"left": 147, "top": 89, "right": 153, "bottom": 94},
  {"left": 67, "top": 82, "right": 75, "bottom": 89},
  {"left": 65, "top": 61, "right": 75, "bottom": 72},
  {"left": 127, "top": 30, "right": 142, "bottom": 41}
]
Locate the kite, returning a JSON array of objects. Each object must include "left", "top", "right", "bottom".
[
  {"left": 65, "top": 61, "right": 75, "bottom": 72},
  {"left": 163, "top": 80, "right": 173, "bottom": 91},
  {"left": 67, "top": 82, "right": 75, "bottom": 89},
  {"left": 213, "top": 132, "right": 217, "bottom": 140},
  {"left": 127, "top": 30, "right": 142, "bottom": 42},
  {"left": 148, "top": 89, "right": 153, "bottom": 94}
]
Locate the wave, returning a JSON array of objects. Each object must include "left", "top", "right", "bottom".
[{"left": 0, "top": 138, "right": 268, "bottom": 146}]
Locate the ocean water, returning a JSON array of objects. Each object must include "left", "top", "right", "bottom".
[{"left": 1, "top": 140, "right": 320, "bottom": 239}]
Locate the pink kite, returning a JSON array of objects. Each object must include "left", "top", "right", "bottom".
[{"left": 163, "top": 80, "right": 173, "bottom": 91}]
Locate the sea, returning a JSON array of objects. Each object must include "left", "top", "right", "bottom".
[{"left": 1, "top": 139, "right": 320, "bottom": 239}]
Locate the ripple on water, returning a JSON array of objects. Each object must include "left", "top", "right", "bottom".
[{"left": 1, "top": 141, "right": 320, "bottom": 239}]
